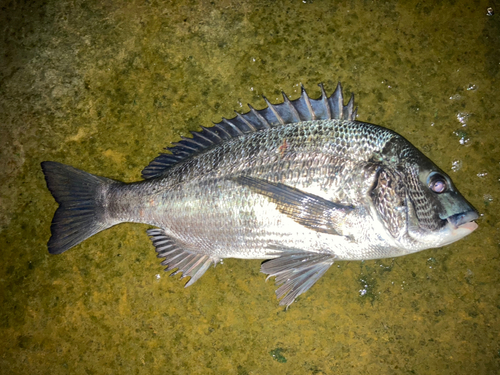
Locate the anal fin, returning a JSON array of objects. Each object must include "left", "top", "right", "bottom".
[
  {"left": 261, "top": 251, "right": 335, "bottom": 307},
  {"left": 147, "top": 229, "right": 216, "bottom": 287}
]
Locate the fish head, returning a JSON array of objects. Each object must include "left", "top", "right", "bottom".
[
  {"left": 371, "top": 138, "right": 478, "bottom": 252},
  {"left": 408, "top": 159, "right": 479, "bottom": 247}
]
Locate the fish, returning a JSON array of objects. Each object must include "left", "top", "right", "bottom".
[{"left": 41, "top": 82, "right": 479, "bottom": 307}]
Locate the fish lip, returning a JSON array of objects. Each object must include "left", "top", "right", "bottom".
[{"left": 446, "top": 210, "right": 479, "bottom": 230}]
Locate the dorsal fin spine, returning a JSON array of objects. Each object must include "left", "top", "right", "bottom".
[
  {"left": 177, "top": 144, "right": 197, "bottom": 152},
  {"left": 249, "top": 104, "right": 272, "bottom": 129},
  {"left": 235, "top": 112, "right": 257, "bottom": 132},
  {"left": 300, "top": 85, "right": 316, "bottom": 120},
  {"left": 344, "top": 94, "right": 355, "bottom": 121},
  {"left": 282, "top": 92, "right": 301, "bottom": 122},
  {"left": 191, "top": 132, "right": 213, "bottom": 145},
  {"left": 141, "top": 82, "right": 357, "bottom": 179},
  {"left": 200, "top": 126, "right": 222, "bottom": 142},
  {"left": 213, "top": 123, "right": 233, "bottom": 138},
  {"left": 318, "top": 83, "right": 332, "bottom": 120},
  {"left": 171, "top": 150, "right": 190, "bottom": 157},
  {"left": 263, "top": 96, "right": 285, "bottom": 125},
  {"left": 222, "top": 117, "right": 245, "bottom": 135},
  {"left": 182, "top": 137, "right": 205, "bottom": 148}
]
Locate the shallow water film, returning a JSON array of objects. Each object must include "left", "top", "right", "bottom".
[{"left": 1, "top": 1, "right": 499, "bottom": 374}]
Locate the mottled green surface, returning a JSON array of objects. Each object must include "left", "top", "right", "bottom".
[{"left": 1, "top": 0, "right": 499, "bottom": 374}]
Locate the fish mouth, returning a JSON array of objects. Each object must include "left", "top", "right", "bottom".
[
  {"left": 405, "top": 198, "right": 479, "bottom": 249},
  {"left": 437, "top": 210, "right": 479, "bottom": 246},
  {"left": 447, "top": 210, "right": 479, "bottom": 231}
]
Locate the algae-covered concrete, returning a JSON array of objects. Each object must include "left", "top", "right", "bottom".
[{"left": 1, "top": 0, "right": 499, "bottom": 374}]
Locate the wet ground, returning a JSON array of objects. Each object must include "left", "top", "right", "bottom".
[{"left": 1, "top": 0, "right": 499, "bottom": 374}]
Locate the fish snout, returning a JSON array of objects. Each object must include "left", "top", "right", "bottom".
[{"left": 447, "top": 210, "right": 479, "bottom": 231}]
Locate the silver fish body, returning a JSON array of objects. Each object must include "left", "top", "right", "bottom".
[{"left": 42, "top": 83, "right": 478, "bottom": 306}]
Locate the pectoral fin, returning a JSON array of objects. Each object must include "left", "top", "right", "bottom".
[
  {"left": 233, "top": 176, "right": 353, "bottom": 235},
  {"left": 261, "top": 251, "right": 336, "bottom": 307}
]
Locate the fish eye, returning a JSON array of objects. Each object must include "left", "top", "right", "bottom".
[{"left": 427, "top": 173, "right": 447, "bottom": 194}]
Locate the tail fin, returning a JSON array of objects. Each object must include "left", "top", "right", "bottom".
[{"left": 41, "top": 161, "right": 119, "bottom": 254}]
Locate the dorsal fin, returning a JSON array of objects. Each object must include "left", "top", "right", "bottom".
[{"left": 141, "top": 82, "right": 357, "bottom": 179}]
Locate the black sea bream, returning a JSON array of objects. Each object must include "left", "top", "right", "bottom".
[{"left": 41, "top": 83, "right": 478, "bottom": 306}]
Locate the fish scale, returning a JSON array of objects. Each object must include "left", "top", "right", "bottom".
[{"left": 41, "top": 82, "right": 478, "bottom": 307}]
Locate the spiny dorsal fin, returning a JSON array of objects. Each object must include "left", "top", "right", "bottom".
[{"left": 141, "top": 82, "right": 357, "bottom": 179}]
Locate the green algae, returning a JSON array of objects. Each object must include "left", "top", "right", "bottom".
[
  {"left": 1, "top": 0, "right": 499, "bottom": 374},
  {"left": 269, "top": 347, "right": 287, "bottom": 363}
]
